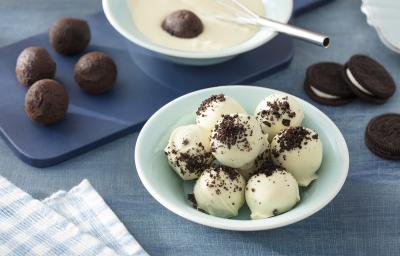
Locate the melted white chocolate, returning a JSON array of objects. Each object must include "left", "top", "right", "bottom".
[{"left": 128, "top": 0, "right": 264, "bottom": 52}]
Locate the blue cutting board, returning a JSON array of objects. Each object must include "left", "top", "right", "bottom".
[{"left": 0, "top": 0, "right": 331, "bottom": 167}]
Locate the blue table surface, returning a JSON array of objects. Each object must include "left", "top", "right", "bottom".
[{"left": 1, "top": 0, "right": 400, "bottom": 255}]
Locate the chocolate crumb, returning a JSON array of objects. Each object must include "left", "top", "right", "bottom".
[
  {"left": 175, "top": 151, "right": 212, "bottom": 174},
  {"left": 253, "top": 161, "right": 278, "bottom": 177},
  {"left": 212, "top": 114, "right": 251, "bottom": 151},
  {"left": 182, "top": 139, "right": 189, "bottom": 145},
  {"left": 188, "top": 194, "right": 197, "bottom": 208},
  {"left": 282, "top": 119, "right": 291, "bottom": 127},
  {"left": 273, "top": 209, "right": 279, "bottom": 216},
  {"left": 263, "top": 121, "right": 272, "bottom": 127},
  {"left": 272, "top": 127, "right": 315, "bottom": 158},
  {"left": 257, "top": 96, "right": 296, "bottom": 125},
  {"left": 196, "top": 94, "right": 225, "bottom": 116}
]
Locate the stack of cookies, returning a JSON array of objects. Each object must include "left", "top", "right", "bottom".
[
  {"left": 304, "top": 55, "right": 396, "bottom": 106},
  {"left": 305, "top": 55, "right": 399, "bottom": 160}
]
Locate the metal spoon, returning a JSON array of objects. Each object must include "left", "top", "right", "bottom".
[{"left": 215, "top": 0, "right": 330, "bottom": 48}]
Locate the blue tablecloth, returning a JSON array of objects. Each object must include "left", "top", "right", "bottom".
[{"left": 1, "top": 0, "right": 399, "bottom": 255}]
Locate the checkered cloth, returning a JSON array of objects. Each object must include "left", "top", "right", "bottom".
[{"left": 0, "top": 176, "right": 148, "bottom": 256}]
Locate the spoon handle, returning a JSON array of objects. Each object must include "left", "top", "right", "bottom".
[{"left": 255, "top": 16, "right": 330, "bottom": 48}]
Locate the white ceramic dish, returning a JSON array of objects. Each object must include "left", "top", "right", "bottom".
[
  {"left": 135, "top": 85, "right": 349, "bottom": 231},
  {"left": 361, "top": 0, "right": 400, "bottom": 53},
  {"left": 102, "top": 0, "right": 293, "bottom": 65}
]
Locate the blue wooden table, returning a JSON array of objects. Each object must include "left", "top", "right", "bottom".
[{"left": 1, "top": 0, "right": 399, "bottom": 255}]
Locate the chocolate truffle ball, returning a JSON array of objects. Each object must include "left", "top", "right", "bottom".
[
  {"left": 49, "top": 17, "right": 91, "bottom": 55},
  {"left": 74, "top": 52, "right": 117, "bottom": 94},
  {"left": 162, "top": 10, "right": 203, "bottom": 38},
  {"left": 25, "top": 79, "right": 69, "bottom": 125},
  {"left": 15, "top": 47, "right": 56, "bottom": 87}
]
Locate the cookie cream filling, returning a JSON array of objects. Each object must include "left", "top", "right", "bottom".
[
  {"left": 345, "top": 68, "right": 373, "bottom": 95},
  {"left": 309, "top": 86, "right": 340, "bottom": 99}
]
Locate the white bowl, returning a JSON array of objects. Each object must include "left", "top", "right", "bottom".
[
  {"left": 102, "top": 0, "right": 293, "bottom": 65},
  {"left": 135, "top": 85, "right": 349, "bottom": 231},
  {"left": 361, "top": 0, "right": 400, "bottom": 53}
]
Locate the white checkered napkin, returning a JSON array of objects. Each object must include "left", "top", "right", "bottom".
[
  {"left": 0, "top": 176, "right": 118, "bottom": 256},
  {"left": 43, "top": 180, "right": 148, "bottom": 256}
]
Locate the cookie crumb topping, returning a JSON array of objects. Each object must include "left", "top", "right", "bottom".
[
  {"left": 257, "top": 96, "right": 296, "bottom": 125},
  {"left": 165, "top": 141, "right": 212, "bottom": 176},
  {"left": 272, "top": 127, "right": 319, "bottom": 158},
  {"left": 211, "top": 114, "right": 252, "bottom": 151},
  {"left": 196, "top": 94, "right": 226, "bottom": 117}
]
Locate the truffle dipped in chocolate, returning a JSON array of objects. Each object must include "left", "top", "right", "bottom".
[
  {"left": 74, "top": 52, "right": 117, "bottom": 94},
  {"left": 25, "top": 79, "right": 69, "bottom": 125},
  {"left": 15, "top": 47, "right": 56, "bottom": 87},
  {"left": 49, "top": 17, "right": 91, "bottom": 55},
  {"left": 162, "top": 10, "right": 203, "bottom": 38}
]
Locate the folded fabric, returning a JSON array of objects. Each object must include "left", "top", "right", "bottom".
[{"left": 0, "top": 176, "right": 148, "bottom": 256}]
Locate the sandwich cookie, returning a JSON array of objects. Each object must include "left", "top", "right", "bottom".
[
  {"left": 344, "top": 55, "right": 396, "bottom": 104},
  {"left": 304, "top": 62, "right": 355, "bottom": 106},
  {"left": 365, "top": 113, "right": 400, "bottom": 160}
]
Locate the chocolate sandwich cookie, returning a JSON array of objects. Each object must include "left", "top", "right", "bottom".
[
  {"left": 304, "top": 62, "right": 355, "bottom": 106},
  {"left": 162, "top": 10, "right": 203, "bottom": 39},
  {"left": 15, "top": 47, "right": 56, "bottom": 87},
  {"left": 25, "top": 79, "right": 69, "bottom": 125},
  {"left": 365, "top": 113, "right": 400, "bottom": 160},
  {"left": 49, "top": 17, "right": 91, "bottom": 55},
  {"left": 74, "top": 52, "right": 117, "bottom": 94},
  {"left": 344, "top": 55, "right": 396, "bottom": 104}
]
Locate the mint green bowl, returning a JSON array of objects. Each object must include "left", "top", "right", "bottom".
[{"left": 135, "top": 86, "right": 349, "bottom": 231}]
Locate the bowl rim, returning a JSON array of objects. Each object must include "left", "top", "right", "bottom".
[
  {"left": 135, "top": 85, "right": 349, "bottom": 231},
  {"left": 102, "top": 0, "right": 293, "bottom": 59}
]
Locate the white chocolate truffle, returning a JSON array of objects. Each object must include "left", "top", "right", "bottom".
[
  {"left": 211, "top": 114, "right": 269, "bottom": 168},
  {"left": 194, "top": 166, "right": 246, "bottom": 218},
  {"left": 271, "top": 127, "right": 322, "bottom": 187},
  {"left": 245, "top": 167, "right": 300, "bottom": 219},
  {"left": 196, "top": 94, "right": 246, "bottom": 131},
  {"left": 164, "top": 124, "right": 213, "bottom": 180},
  {"left": 255, "top": 94, "right": 304, "bottom": 140},
  {"left": 238, "top": 144, "right": 270, "bottom": 180}
]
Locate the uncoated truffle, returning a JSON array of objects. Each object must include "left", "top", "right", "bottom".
[
  {"left": 15, "top": 47, "right": 56, "bottom": 87},
  {"left": 49, "top": 17, "right": 91, "bottom": 55},
  {"left": 162, "top": 10, "right": 203, "bottom": 39},
  {"left": 24, "top": 79, "right": 69, "bottom": 125},
  {"left": 74, "top": 51, "right": 117, "bottom": 94}
]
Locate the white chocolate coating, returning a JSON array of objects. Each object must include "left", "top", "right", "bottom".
[
  {"left": 194, "top": 166, "right": 246, "bottom": 218},
  {"left": 255, "top": 94, "right": 304, "bottom": 140},
  {"left": 238, "top": 145, "right": 270, "bottom": 180},
  {"left": 271, "top": 127, "right": 322, "bottom": 187},
  {"left": 245, "top": 169, "right": 300, "bottom": 219},
  {"left": 128, "top": 0, "right": 264, "bottom": 52},
  {"left": 196, "top": 95, "right": 246, "bottom": 132},
  {"left": 211, "top": 114, "right": 269, "bottom": 168},
  {"left": 164, "top": 124, "right": 213, "bottom": 180}
]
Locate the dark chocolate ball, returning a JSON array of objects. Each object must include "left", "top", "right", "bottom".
[
  {"left": 15, "top": 47, "right": 56, "bottom": 87},
  {"left": 162, "top": 10, "right": 203, "bottom": 38},
  {"left": 74, "top": 52, "right": 117, "bottom": 94},
  {"left": 49, "top": 17, "right": 91, "bottom": 55},
  {"left": 25, "top": 79, "right": 69, "bottom": 125}
]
